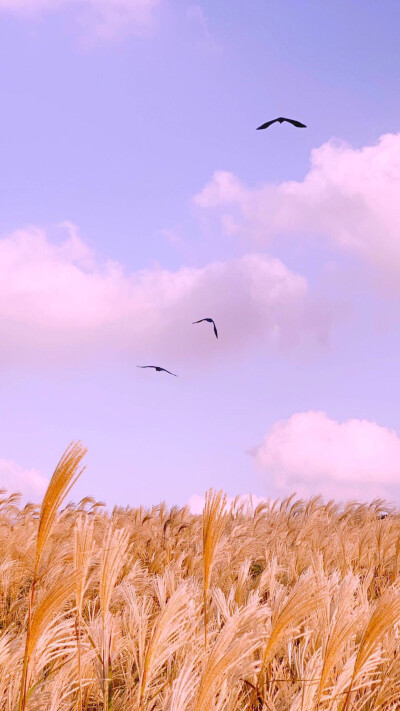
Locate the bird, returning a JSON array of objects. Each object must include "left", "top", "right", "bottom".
[
  {"left": 192, "top": 317, "right": 218, "bottom": 339},
  {"left": 137, "top": 366, "right": 178, "bottom": 376},
  {"left": 256, "top": 117, "right": 307, "bottom": 130}
]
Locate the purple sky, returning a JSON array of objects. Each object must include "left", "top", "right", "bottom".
[{"left": 1, "top": 0, "right": 400, "bottom": 509}]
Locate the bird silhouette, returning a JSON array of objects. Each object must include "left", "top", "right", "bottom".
[
  {"left": 192, "top": 318, "right": 218, "bottom": 339},
  {"left": 137, "top": 366, "right": 178, "bottom": 376},
  {"left": 256, "top": 117, "right": 307, "bottom": 130}
]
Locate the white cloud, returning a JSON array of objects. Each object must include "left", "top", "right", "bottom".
[
  {"left": 0, "top": 0, "right": 161, "bottom": 41},
  {"left": 0, "top": 223, "right": 331, "bottom": 368},
  {"left": 252, "top": 411, "right": 400, "bottom": 501},
  {"left": 194, "top": 133, "right": 400, "bottom": 279},
  {"left": 0, "top": 458, "right": 48, "bottom": 502}
]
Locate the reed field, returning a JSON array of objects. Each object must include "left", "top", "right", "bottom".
[{"left": 2, "top": 443, "right": 400, "bottom": 710}]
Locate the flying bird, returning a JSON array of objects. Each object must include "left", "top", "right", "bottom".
[
  {"left": 137, "top": 366, "right": 178, "bottom": 376},
  {"left": 192, "top": 318, "right": 218, "bottom": 339},
  {"left": 256, "top": 117, "right": 307, "bottom": 130}
]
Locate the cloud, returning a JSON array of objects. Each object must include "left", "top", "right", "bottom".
[
  {"left": 186, "top": 4, "right": 208, "bottom": 30},
  {"left": 252, "top": 411, "right": 400, "bottom": 501},
  {"left": 160, "top": 227, "right": 183, "bottom": 247},
  {"left": 0, "top": 0, "right": 161, "bottom": 41},
  {"left": 0, "top": 457, "right": 48, "bottom": 502},
  {"left": 186, "top": 4, "right": 219, "bottom": 53},
  {"left": 0, "top": 223, "right": 332, "bottom": 368},
  {"left": 194, "top": 133, "right": 400, "bottom": 278}
]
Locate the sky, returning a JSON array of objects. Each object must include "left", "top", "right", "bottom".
[{"left": 1, "top": 0, "right": 400, "bottom": 509}]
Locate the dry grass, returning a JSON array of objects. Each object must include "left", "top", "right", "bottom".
[{"left": 1, "top": 449, "right": 400, "bottom": 709}]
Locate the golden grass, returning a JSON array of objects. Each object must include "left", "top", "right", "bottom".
[
  {"left": 202, "top": 489, "right": 227, "bottom": 652},
  {"left": 18, "top": 442, "right": 86, "bottom": 711},
  {"left": 1, "top": 451, "right": 400, "bottom": 709}
]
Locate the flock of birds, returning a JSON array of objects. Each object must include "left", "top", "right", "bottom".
[
  {"left": 137, "top": 318, "right": 218, "bottom": 377},
  {"left": 137, "top": 116, "right": 306, "bottom": 378}
]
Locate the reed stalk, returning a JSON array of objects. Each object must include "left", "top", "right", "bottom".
[
  {"left": 202, "top": 489, "right": 227, "bottom": 653},
  {"left": 18, "top": 442, "right": 87, "bottom": 711},
  {"left": 73, "top": 514, "right": 94, "bottom": 711}
]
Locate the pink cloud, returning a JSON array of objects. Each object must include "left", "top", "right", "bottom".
[
  {"left": 0, "top": 224, "right": 332, "bottom": 368},
  {"left": 0, "top": 457, "right": 48, "bottom": 502},
  {"left": 0, "top": 0, "right": 161, "bottom": 40},
  {"left": 252, "top": 411, "right": 400, "bottom": 501},
  {"left": 194, "top": 133, "right": 400, "bottom": 278}
]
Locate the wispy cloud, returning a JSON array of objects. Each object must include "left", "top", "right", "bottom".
[
  {"left": 0, "top": 0, "right": 162, "bottom": 41},
  {"left": 160, "top": 227, "right": 183, "bottom": 247},
  {"left": 186, "top": 4, "right": 220, "bottom": 53},
  {"left": 0, "top": 457, "right": 48, "bottom": 502},
  {"left": 0, "top": 223, "right": 333, "bottom": 368},
  {"left": 251, "top": 411, "right": 400, "bottom": 501},
  {"left": 186, "top": 5, "right": 208, "bottom": 31},
  {"left": 194, "top": 133, "right": 400, "bottom": 282}
]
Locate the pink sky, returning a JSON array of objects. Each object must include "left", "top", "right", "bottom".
[
  {"left": 1, "top": 1, "right": 400, "bottom": 508},
  {"left": 3, "top": 131, "right": 400, "bottom": 505}
]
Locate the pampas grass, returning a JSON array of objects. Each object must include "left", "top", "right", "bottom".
[
  {"left": 2, "top": 451, "right": 400, "bottom": 709},
  {"left": 35, "top": 442, "right": 87, "bottom": 576},
  {"left": 99, "top": 522, "right": 129, "bottom": 710},
  {"left": 73, "top": 515, "right": 95, "bottom": 711},
  {"left": 202, "top": 489, "right": 227, "bottom": 652},
  {"left": 18, "top": 442, "right": 86, "bottom": 711}
]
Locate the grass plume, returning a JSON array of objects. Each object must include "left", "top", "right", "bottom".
[
  {"left": 0, "top": 467, "right": 399, "bottom": 710},
  {"left": 202, "top": 489, "right": 227, "bottom": 653},
  {"left": 18, "top": 442, "right": 86, "bottom": 711}
]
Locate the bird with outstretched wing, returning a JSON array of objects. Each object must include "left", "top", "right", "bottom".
[
  {"left": 137, "top": 366, "right": 178, "bottom": 376},
  {"left": 257, "top": 117, "right": 307, "bottom": 130},
  {"left": 192, "top": 318, "right": 218, "bottom": 339}
]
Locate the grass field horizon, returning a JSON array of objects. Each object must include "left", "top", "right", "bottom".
[{"left": 2, "top": 443, "right": 400, "bottom": 710}]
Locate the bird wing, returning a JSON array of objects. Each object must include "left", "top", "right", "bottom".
[
  {"left": 192, "top": 319, "right": 205, "bottom": 324},
  {"left": 137, "top": 365, "right": 156, "bottom": 369},
  {"left": 160, "top": 368, "right": 178, "bottom": 377},
  {"left": 256, "top": 118, "right": 279, "bottom": 130},
  {"left": 283, "top": 118, "right": 307, "bottom": 128},
  {"left": 213, "top": 322, "right": 218, "bottom": 339}
]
